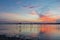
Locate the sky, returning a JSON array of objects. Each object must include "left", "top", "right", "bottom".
[
  {"left": 0, "top": 0, "right": 60, "bottom": 23},
  {"left": 0, "top": 0, "right": 60, "bottom": 37}
]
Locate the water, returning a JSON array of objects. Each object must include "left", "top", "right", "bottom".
[{"left": 0, "top": 24, "right": 60, "bottom": 40}]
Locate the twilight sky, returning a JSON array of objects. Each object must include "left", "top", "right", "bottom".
[
  {"left": 0, "top": 0, "right": 60, "bottom": 23},
  {"left": 1, "top": 0, "right": 60, "bottom": 36}
]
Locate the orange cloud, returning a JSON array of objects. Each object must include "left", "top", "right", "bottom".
[{"left": 40, "top": 16, "right": 56, "bottom": 22}]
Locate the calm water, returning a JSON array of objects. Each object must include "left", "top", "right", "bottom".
[{"left": 0, "top": 24, "right": 60, "bottom": 40}]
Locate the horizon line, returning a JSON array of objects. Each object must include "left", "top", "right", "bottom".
[{"left": 0, "top": 22, "right": 60, "bottom": 24}]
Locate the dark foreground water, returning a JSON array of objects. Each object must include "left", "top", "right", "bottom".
[{"left": 0, "top": 24, "right": 60, "bottom": 40}]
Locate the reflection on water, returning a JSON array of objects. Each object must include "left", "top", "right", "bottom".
[{"left": 0, "top": 24, "right": 60, "bottom": 40}]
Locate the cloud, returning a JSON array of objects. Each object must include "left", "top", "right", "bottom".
[
  {"left": 0, "top": 10, "right": 60, "bottom": 23},
  {"left": 39, "top": 10, "right": 60, "bottom": 23},
  {"left": 0, "top": 12, "right": 40, "bottom": 23},
  {"left": 0, "top": 13, "right": 22, "bottom": 23},
  {"left": 16, "top": 1, "right": 21, "bottom": 4},
  {"left": 22, "top": 5, "right": 40, "bottom": 9}
]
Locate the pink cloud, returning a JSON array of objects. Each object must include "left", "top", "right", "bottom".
[{"left": 0, "top": 13, "right": 22, "bottom": 23}]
